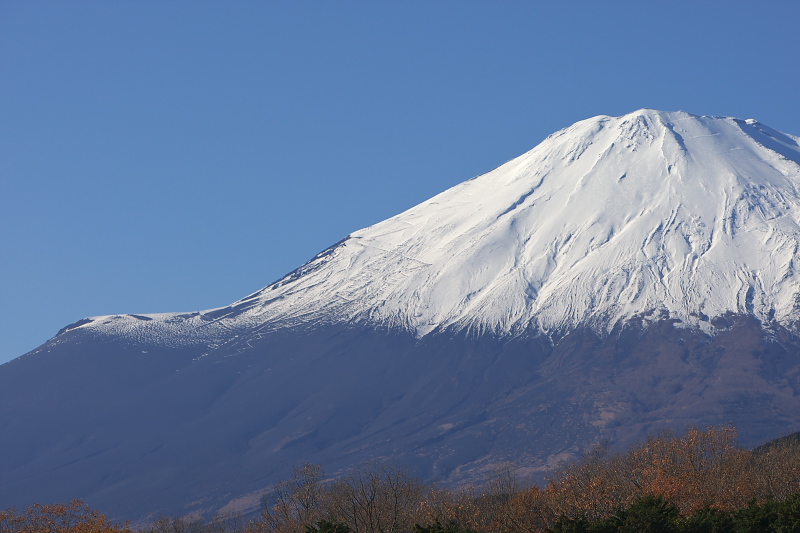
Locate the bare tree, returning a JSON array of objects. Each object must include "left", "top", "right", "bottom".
[
  {"left": 258, "top": 463, "right": 326, "bottom": 533},
  {"left": 207, "top": 512, "right": 245, "bottom": 533},
  {"left": 325, "top": 463, "right": 425, "bottom": 533}
]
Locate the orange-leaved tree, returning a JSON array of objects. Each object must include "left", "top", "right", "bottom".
[{"left": 0, "top": 499, "right": 128, "bottom": 533}]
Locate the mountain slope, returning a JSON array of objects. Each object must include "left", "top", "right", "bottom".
[{"left": 3, "top": 110, "right": 800, "bottom": 521}]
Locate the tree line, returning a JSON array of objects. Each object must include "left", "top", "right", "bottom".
[{"left": 2, "top": 426, "right": 799, "bottom": 533}]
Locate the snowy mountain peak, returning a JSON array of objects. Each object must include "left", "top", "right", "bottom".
[{"left": 77, "top": 111, "right": 800, "bottom": 342}]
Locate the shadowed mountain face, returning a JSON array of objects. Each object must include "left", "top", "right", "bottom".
[
  {"left": 3, "top": 110, "right": 800, "bottom": 520},
  {"left": 2, "top": 317, "right": 799, "bottom": 520}
]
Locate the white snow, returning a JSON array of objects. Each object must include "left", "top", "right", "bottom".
[{"left": 76, "top": 110, "right": 800, "bottom": 342}]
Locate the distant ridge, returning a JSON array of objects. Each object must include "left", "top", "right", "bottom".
[{"left": 754, "top": 430, "right": 800, "bottom": 453}]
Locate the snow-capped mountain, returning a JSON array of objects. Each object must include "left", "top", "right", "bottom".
[
  {"left": 70, "top": 109, "right": 800, "bottom": 346},
  {"left": 3, "top": 110, "right": 800, "bottom": 522}
]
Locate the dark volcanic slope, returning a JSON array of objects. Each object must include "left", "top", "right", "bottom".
[{"left": 2, "top": 317, "right": 799, "bottom": 519}]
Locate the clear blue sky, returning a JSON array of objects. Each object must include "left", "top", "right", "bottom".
[{"left": 2, "top": 1, "right": 799, "bottom": 364}]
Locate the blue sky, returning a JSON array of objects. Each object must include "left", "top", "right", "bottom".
[{"left": 2, "top": 1, "right": 799, "bottom": 364}]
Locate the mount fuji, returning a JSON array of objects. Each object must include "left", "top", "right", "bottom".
[{"left": 3, "top": 109, "right": 800, "bottom": 520}]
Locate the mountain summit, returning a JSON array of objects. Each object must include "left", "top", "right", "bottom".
[
  {"left": 72, "top": 109, "right": 800, "bottom": 345},
  {"left": 4, "top": 110, "right": 800, "bottom": 521}
]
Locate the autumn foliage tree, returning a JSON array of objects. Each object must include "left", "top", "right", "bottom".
[
  {"left": 0, "top": 499, "right": 128, "bottom": 533},
  {"left": 544, "top": 425, "right": 775, "bottom": 519}
]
